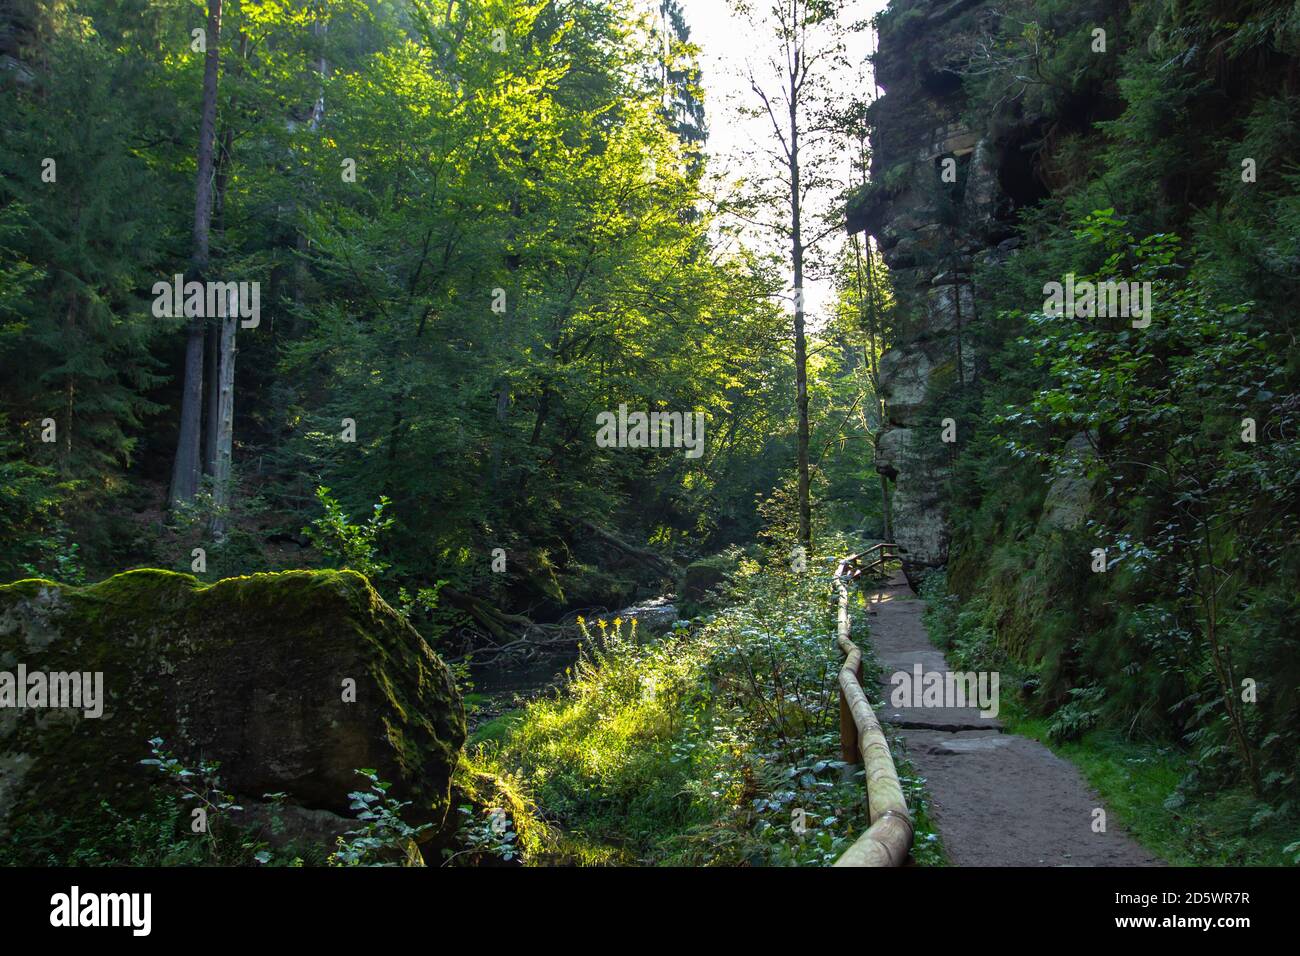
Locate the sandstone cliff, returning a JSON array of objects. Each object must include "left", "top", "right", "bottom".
[{"left": 846, "top": 0, "right": 1094, "bottom": 573}]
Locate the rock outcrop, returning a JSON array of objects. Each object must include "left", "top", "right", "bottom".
[
  {"left": 847, "top": 0, "right": 1051, "bottom": 573},
  {"left": 0, "top": 569, "right": 465, "bottom": 857}
]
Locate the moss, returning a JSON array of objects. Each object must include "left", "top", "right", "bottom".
[
  {"left": 469, "top": 709, "right": 525, "bottom": 747},
  {"left": 0, "top": 568, "right": 465, "bottom": 854}
]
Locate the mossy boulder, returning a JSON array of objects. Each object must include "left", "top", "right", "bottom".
[
  {"left": 677, "top": 551, "right": 742, "bottom": 618},
  {"left": 0, "top": 569, "right": 464, "bottom": 854}
]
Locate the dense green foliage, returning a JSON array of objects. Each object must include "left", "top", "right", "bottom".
[
  {"left": 894, "top": 0, "right": 1300, "bottom": 817},
  {"left": 4, "top": 0, "right": 1296, "bottom": 869},
  {"left": 0, "top": 1, "right": 912, "bottom": 868},
  {"left": 0, "top": 0, "right": 829, "bottom": 648}
]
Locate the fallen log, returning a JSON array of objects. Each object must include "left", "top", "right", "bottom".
[
  {"left": 578, "top": 519, "right": 675, "bottom": 578},
  {"left": 441, "top": 587, "right": 537, "bottom": 643}
]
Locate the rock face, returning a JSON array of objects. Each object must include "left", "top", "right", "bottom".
[
  {"left": 1038, "top": 432, "right": 1096, "bottom": 532},
  {"left": 0, "top": 569, "right": 465, "bottom": 854},
  {"left": 847, "top": 0, "right": 1016, "bottom": 571}
]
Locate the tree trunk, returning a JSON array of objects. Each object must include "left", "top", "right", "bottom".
[
  {"left": 203, "top": 319, "right": 219, "bottom": 475},
  {"left": 491, "top": 195, "right": 521, "bottom": 489},
  {"left": 441, "top": 587, "right": 536, "bottom": 643},
  {"left": 60, "top": 292, "right": 76, "bottom": 475},
  {"left": 169, "top": 0, "right": 223, "bottom": 510},
  {"left": 171, "top": 321, "right": 207, "bottom": 507},
  {"left": 294, "top": 19, "right": 328, "bottom": 305},
  {"left": 1196, "top": 521, "right": 1261, "bottom": 796},
  {"left": 861, "top": 237, "right": 882, "bottom": 389},
  {"left": 579, "top": 519, "right": 675, "bottom": 579},
  {"left": 789, "top": 85, "right": 811, "bottom": 555},
  {"left": 205, "top": 34, "right": 244, "bottom": 479},
  {"left": 490, "top": 381, "right": 510, "bottom": 486},
  {"left": 209, "top": 305, "right": 237, "bottom": 538}
]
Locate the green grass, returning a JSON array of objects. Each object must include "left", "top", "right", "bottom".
[
  {"left": 467, "top": 709, "right": 525, "bottom": 747},
  {"left": 475, "top": 541, "right": 946, "bottom": 866}
]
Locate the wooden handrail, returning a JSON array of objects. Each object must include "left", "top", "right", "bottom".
[
  {"left": 841, "top": 542, "right": 902, "bottom": 580},
  {"left": 830, "top": 552, "right": 913, "bottom": 867},
  {"left": 841, "top": 541, "right": 898, "bottom": 564}
]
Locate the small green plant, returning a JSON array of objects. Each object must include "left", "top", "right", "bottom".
[
  {"left": 303, "top": 486, "right": 393, "bottom": 580},
  {"left": 328, "top": 769, "right": 431, "bottom": 866},
  {"left": 396, "top": 583, "right": 446, "bottom": 621},
  {"left": 140, "top": 736, "right": 271, "bottom": 865},
  {"left": 442, "top": 805, "right": 519, "bottom": 865},
  {"left": 1047, "top": 684, "right": 1107, "bottom": 743}
]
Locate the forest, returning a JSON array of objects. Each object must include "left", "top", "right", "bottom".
[{"left": 0, "top": 0, "right": 1296, "bottom": 878}]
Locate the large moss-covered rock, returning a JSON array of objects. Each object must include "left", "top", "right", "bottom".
[
  {"left": 1039, "top": 433, "right": 1096, "bottom": 532},
  {"left": 0, "top": 569, "right": 464, "bottom": 850},
  {"left": 677, "top": 551, "right": 742, "bottom": 618}
]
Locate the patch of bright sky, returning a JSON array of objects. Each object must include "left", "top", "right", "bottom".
[{"left": 674, "top": 0, "right": 889, "bottom": 324}]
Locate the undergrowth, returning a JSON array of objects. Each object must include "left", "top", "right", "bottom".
[{"left": 475, "top": 536, "right": 945, "bottom": 866}]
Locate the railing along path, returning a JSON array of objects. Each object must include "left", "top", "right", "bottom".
[{"left": 831, "top": 543, "right": 914, "bottom": 867}]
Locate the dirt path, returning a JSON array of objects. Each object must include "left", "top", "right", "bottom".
[{"left": 865, "top": 574, "right": 1159, "bottom": 867}]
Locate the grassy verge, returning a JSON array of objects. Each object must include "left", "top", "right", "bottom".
[
  {"left": 471, "top": 539, "right": 944, "bottom": 866},
  {"left": 920, "top": 572, "right": 1299, "bottom": 867}
]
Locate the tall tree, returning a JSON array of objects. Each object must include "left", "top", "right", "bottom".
[
  {"left": 169, "top": 0, "right": 223, "bottom": 509},
  {"left": 654, "top": 0, "right": 707, "bottom": 154},
  {"left": 740, "top": 0, "right": 851, "bottom": 554}
]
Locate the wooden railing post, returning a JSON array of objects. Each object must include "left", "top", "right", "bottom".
[
  {"left": 830, "top": 546, "right": 914, "bottom": 867},
  {"left": 840, "top": 684, "right": 859, "bottom": 764}
]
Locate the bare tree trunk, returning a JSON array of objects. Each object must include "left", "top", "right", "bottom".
[
  {"left": 490, "top": 381, "right": 509, "bottom": 485},
  {"left": 203, "top": 320, "right": 219, "bottom": 475},
  {"left": 492, "top": 196, "right": 521, "bottom": 488},
  {"left": 861, "top": 237, "right": 882, "bottom": 388},
  {"left": 294, "top": 19, "right": 328, "bottom": 305},
  {"left": 747, "top": 0, "right": 843, "bottom": 555},
  {"left": 1197, "top": 519, "right": 1260, "bottom": 795},
  {"left": 171, "top": 323, "right": 207, "bottom": 507},
  {"left": 790, "top": 81, "right": 811, "bottom": 556},
  {"left": 204, "top": 34, "right": 244, "bottom": 480},
  {"left": 60, "top": 292, "right": 76, "bottom": 474},
  {"left": 169, "top": 0, "right": 223, "bottom": 510},
  {"left": 209, "top": 301, "right": 237, "bottom": 539}
]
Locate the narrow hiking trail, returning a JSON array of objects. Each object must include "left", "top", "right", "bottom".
[{"left": 866, "top": 573, "right": 1160, "bottom": 867}]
